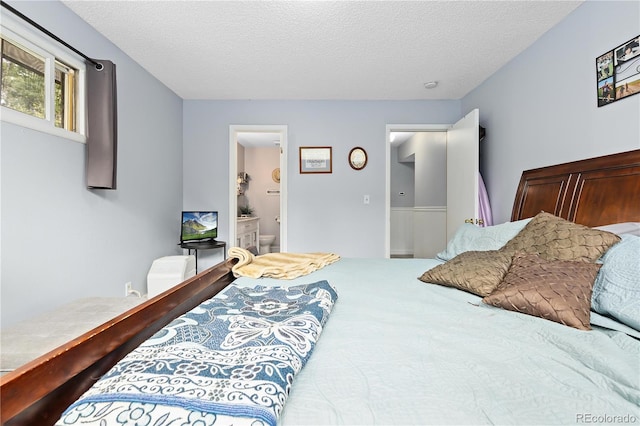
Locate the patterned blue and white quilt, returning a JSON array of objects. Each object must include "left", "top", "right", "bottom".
[{"left": 57, "top": 280, "right": 338, "bottom": 426}]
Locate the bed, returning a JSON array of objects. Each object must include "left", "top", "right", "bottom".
[
  {"left": 1, "top": 149, "right": 639, "bottom": 425},
  {"left": 0, "top": 297, "right": 146, "bottom": 376}
]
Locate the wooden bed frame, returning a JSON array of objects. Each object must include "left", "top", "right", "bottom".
[
  {"left": 0, "top": 261, "right": 238, "bottom": 425},
  {"left": 2, "top": 149, "right": 639, "bottom": 425}
]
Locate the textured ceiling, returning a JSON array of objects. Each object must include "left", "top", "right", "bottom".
[{"left": 61, "top": 0, "right": 582, "bottom": 100}]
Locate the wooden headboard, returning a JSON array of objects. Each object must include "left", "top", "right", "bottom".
[{"left": 511, "top": 149, "right": 640, "bottom": 226}]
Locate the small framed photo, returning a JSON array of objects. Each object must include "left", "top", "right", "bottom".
[
  {"left": 597, "top": 75, "right": 615, "bottom": 107},
  {"left": 596, "top": 51, "right": 613, "bottom": 81},
  {"left": 300, "top": 146, "right": 332, "bottom": 173},
  {"left": 348, "top": 147, "right": 368, "bottom": 170},
  {"left": 614, "top": 35, "right": 640, "bottom": 65}
]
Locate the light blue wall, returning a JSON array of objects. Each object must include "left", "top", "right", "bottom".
[
  {"left": 390, "top": 145, "right": 415, "bottom": 208},
  {"left": 462, "top": 0, "right": 640, "bottom": 224},
  {"left": 1, "top": 1, "right": 184, "bottom": 326},
  {"left": 183, "top": 101, "right": 461, "bottom": 257},
  {"left": 396, "top": 132, "right": 447, "bottom": 207}
]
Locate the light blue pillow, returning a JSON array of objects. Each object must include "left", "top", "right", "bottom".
[
  {"left": 595, "top": 222, "right": 640, "bottom": 237},
  {"left": 591, "top": 235, "right": 640, "bottom": 332},
  {"left": 436, "top": 218, "right": 532, "bottom": 261}
]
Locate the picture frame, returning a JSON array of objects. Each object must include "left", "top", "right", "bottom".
[
  {"left": 348, "top": 147, "right": 368, "bottom": 170},
  {"left": 299, "top": 146, "right": 332, "bottom": 174},
  {"left": 597, "top": 35, "right": 640, "bottom": 107}
]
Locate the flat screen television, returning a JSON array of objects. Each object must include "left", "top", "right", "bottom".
[{"left": 180, "top": 211, "right": 218, "bottom": 243}]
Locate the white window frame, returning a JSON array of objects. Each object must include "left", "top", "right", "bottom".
[{"left": 1, "top": 11, "right": 86, "bottom": 143}]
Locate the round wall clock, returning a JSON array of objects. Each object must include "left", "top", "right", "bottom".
[{"left": 348, "top": 147, "right": 368, "bottom": 170}]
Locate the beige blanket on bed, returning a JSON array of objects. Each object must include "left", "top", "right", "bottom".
[{"left": 228, "top": 247, "right": 340, "bottom": 279}]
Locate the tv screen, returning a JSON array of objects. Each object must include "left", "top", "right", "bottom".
[{"left": 181, "top": 211, "right": 218, "bottom": 243}]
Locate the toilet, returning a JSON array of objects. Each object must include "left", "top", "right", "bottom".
[{"left": 259, "top": 234, "right": 276, "bottom": 254}]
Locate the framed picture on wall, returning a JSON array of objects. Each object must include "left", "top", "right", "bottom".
[
  {"left": 597, "top": 35, "right": 640, "bottom": 107},
  {"left": 348, "top": 147, "right": 368, "bottom": 170},
  {"left": 597, "top": 51, "right": 615, "bottom": 107},
  {"left": 613, "top": 35, "right": 640, "bottom": 101},
  {"left": 299, "top": 146, "right": 332, "bottom": 173}
]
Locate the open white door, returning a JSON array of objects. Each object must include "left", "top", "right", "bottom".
[{"left": 446, "top": 109, "right": 479, "bottom": 241}]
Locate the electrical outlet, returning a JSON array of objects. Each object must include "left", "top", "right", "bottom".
[{"left": 125, "top": 282, "right": 132, "bottom": 296}]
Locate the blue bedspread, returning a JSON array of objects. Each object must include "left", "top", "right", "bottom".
[{"left": 57, "top": 280, "right": 338, "bottom": 426}]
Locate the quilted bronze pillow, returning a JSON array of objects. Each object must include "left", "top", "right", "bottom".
[
  {"left": 482, "top": 253, "right": 601, "bottom": 330},
  {"left": 501, "top": 211, "right": 620, "bottom": 262},
  {"left": 419, "top": 250, "right": 513, "bottom": 297}
]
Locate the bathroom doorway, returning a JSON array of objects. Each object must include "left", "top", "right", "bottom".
[{"left": 229, "top": 125, "right": 288, "bottom": 253}]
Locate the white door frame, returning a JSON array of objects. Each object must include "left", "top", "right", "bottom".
[
  {"left": 229, "top": 125, "right": 288, "bottom": 252},
  {"left": 385, "top": 124, "right": 450, "bottom": 258}
]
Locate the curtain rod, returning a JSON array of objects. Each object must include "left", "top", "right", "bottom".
[{"left": 0, "top": 0, "right": 102, "bottom": 69}]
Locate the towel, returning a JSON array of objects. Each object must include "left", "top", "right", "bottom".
[{"left": 228, "top": 247, "right": 340, "bottom": 279}]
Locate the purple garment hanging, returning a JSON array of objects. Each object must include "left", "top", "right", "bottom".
[{"left": 478, "top": 172, "right": 493, "bottom": 227}]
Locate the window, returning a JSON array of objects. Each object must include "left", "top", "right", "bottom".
[
  {"left": 2, "top": 39, "right": 46, "bottom": 120},
  {"left": 55, "top": 60, "right": 77, "bottom": 131},
  {"left": 1, "top": 12, "right": 85, "bottom": 142}
]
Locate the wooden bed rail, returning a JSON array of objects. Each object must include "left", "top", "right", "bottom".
[{"left": 0, "top": 258, "right": 237, "bottom": 426}]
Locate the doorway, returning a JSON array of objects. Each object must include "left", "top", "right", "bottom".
[
  {"left": 386, "top": 124, "right": 449, "bottom": 258},
  {"left": 385, "top": 110, "right": 480, "bottom": 258},
  {"left": 229, "top": 125, "right": 288, "bottom": 253}
]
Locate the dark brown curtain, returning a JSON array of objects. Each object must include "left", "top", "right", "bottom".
[{"left": 86, "top": 60, "right": 117, "bottom": 189}]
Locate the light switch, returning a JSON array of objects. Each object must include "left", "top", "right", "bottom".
[{"left": 364, "top": 195, "right": 370, "bottom": 204}]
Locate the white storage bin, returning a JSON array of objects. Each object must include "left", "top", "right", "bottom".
[{"left": 146, "top": 255, "right": 196, "bottom": 298}]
